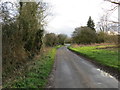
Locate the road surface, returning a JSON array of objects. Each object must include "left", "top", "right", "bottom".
[{"left": 54, "top": 46, "right": 119, "bottom": 88}]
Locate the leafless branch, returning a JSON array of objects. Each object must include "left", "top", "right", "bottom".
[{"left": 104, "top": 0, "right": 120, "bottom": 5}]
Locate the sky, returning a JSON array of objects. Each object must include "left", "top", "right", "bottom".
[
  {"left": 2, "top": 0, "right": 118, "bottom": 36},
  {"left": 44, "top": 0, "right": 118, "bottom": 37}
]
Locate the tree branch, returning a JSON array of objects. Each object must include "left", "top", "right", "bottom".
[{"left": 105, "top": 0, "right": 120, "bottom": 5}]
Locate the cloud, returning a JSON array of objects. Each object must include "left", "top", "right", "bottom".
[{"left": 45, "top": 0, "right": 118, "bottom": 36}]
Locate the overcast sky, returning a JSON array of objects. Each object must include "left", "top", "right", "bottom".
[
  {"left": 3, "top": 0, "right": 118, "bottom": 36},
  {"left": 44, "top": 0, "right": 118, "bottom": 37}
]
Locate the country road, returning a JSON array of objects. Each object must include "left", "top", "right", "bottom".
[{"left": 54, "top": 46, "right": 119, "bottom": 88}]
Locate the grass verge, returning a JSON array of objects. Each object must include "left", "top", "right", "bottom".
[
  {"left": 3, "top": 48, "right": 56, "bottom": 88},
  {"left": 68, "top": 45, "right": 119, "bottom": 70}
]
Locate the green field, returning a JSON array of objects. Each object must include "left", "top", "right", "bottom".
[
  {"left": 4, "top": 48, "right": 56, "bottom": 88},
  {"left": 69, "top": 45, "right": 120, "bottom": 70}
]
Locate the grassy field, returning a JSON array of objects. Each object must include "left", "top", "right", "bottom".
[
  {"left": 69, "top": 45, "right": 120, "bottom": 70},
  {"left": 4, "top": 48, "right": 56, "bottom": 88}
]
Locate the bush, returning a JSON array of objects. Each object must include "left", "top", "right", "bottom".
[
  {"left": 72, "top": 26, "right": 97, "bottom": 44},
  {"left": 97, "top": 31, "right": 118, "bottom": 44},
  {"left": 44, "top": 33, "right": 58, "bottom": 47}
]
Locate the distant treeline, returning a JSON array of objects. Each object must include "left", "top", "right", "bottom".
[
  {"left": 44, "top": 16, "right": 119, "bottom": 46},
  {"left": 44, "top": 33, "right": 71, "bottom": 46}
]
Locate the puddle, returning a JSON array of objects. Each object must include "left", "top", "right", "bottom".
[{"left": 96, "top": 69, "right": 115, "bottom": 79}]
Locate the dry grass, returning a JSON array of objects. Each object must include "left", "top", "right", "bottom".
[{"left": 71, "top": 43, "right": 115, "bottom": 47}]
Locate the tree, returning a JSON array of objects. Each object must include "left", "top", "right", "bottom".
[
  {"left": 103, "top": 0, "right": 119, "bottom": 24},
  {"left": 65, "top": 37, "right": 72, "bottom": 44},
  {"left": 97, "top": 31, "right": 108, "bottom": 43},
  {"left": 57, "top": 34, "right": 67, "bottom": 45},
  {"left": 87, "top": 16, "right": 95, "bottom": 31},
  {"left": 97, "top": 13, "right": 110, "bottom": 32},
  {"left": 72, "top": 27, "right": 81, "bottom": 44},
  {"left": 1, "top": 1, "right": 49, "bottom": 83},
  {"left": 44, "top": 33, "right": 58, "bottom": 47},
  {"left": 104, "top": 0, "right": 120, "bottom": 5},
  {"left": 72, "top": 26, "right": 97, "bottom": 44},
  {"left": 104, "top": 0, "right": 120, "bottom": 46}
]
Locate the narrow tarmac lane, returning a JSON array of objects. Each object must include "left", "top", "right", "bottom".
[{"left": 54, "top": 46, "right": 119, "bottom": 88}]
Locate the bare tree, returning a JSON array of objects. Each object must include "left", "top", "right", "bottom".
[
  {"left": 105, "top": 0, "right": 120, "bottom": 34},
  {"left": 97, "top": 0, "right": 120, "bottom": 32},
  {"left": 104, "top": 0, "right": 120, "bottom": 5},
  {"left": 97, "top": 12, "right": 110, "bottom": 32}
]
